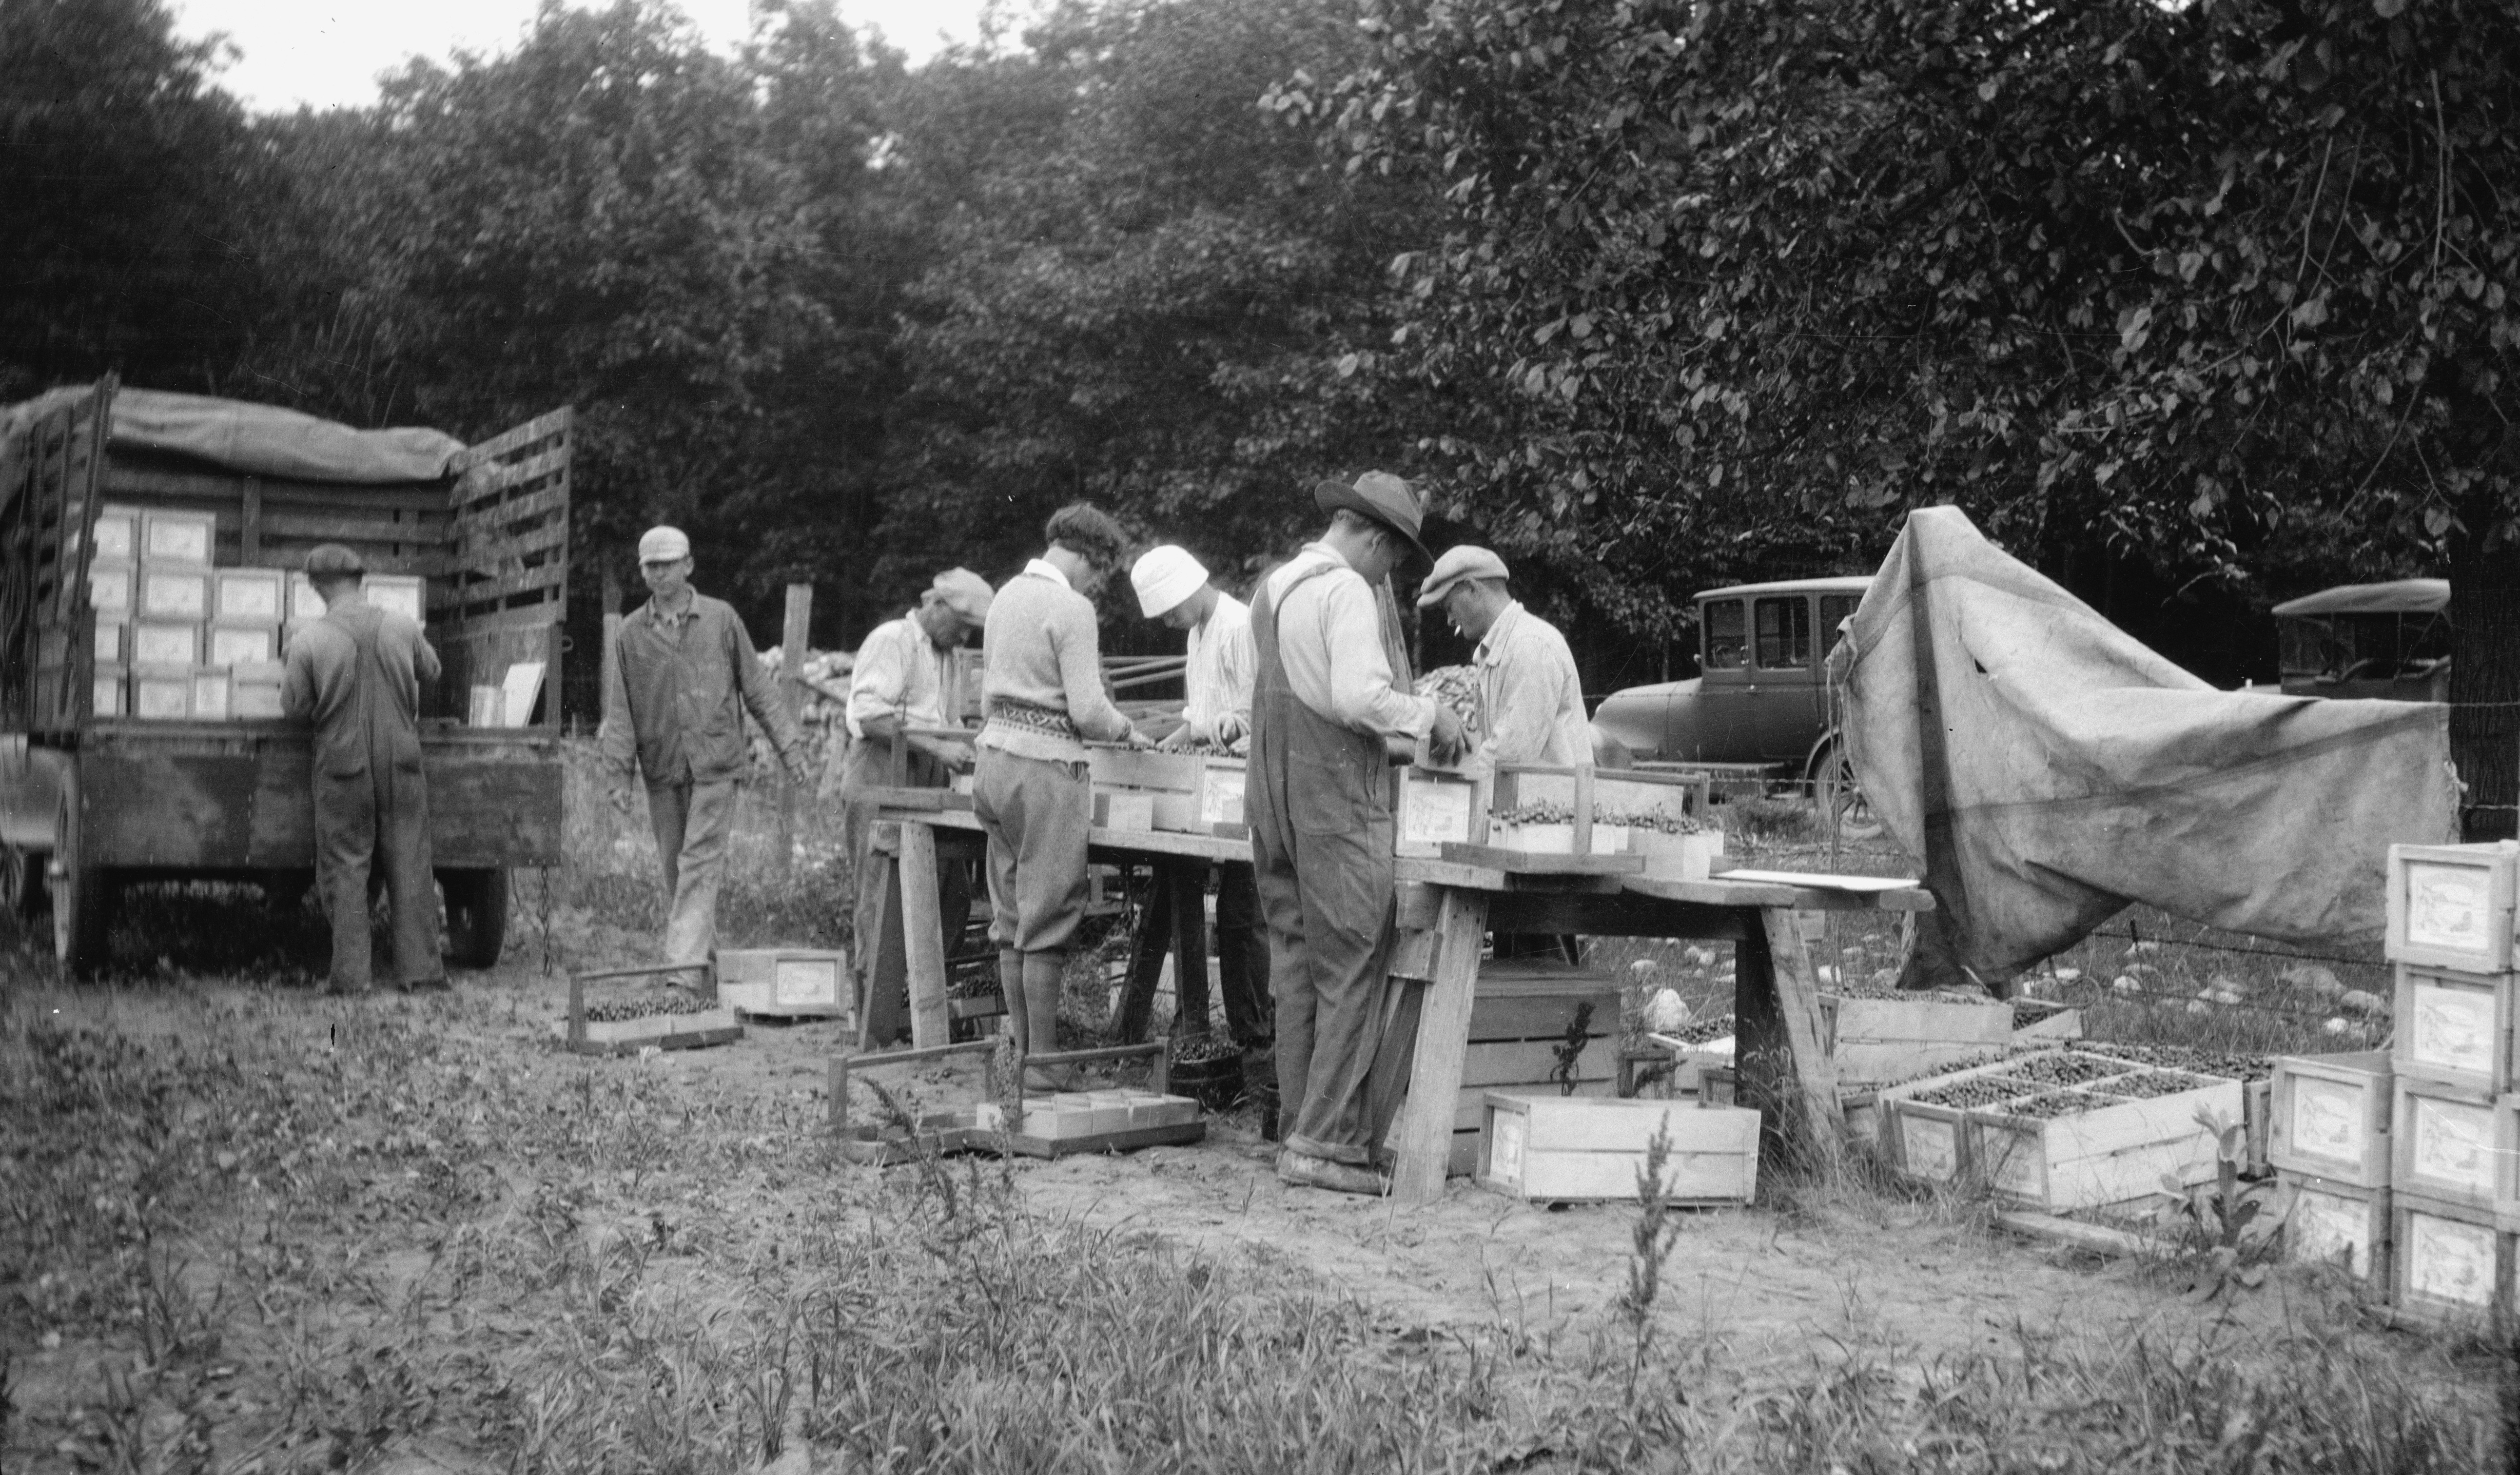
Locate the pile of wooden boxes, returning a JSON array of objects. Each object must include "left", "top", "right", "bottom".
[
  {"left": 81, "top": 502, "right": 422, "bottom": 721},
  {"left": 1085, "top": 747, "right": 1247, "bottom": 834},
  {"left": 2272, "top": 842, "right": 2520, "bottom": 1323},
  {"left": 1396, "top": 765, "right": 1722, "bottom": 879}
]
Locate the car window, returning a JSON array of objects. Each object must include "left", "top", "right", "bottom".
[
  {"left": 1755, "top": 597, "right": 1812, "bottom": 669},
  {"left": 1820, "top": 594, "right": 1861, "bottom": 657},
  {"left": 1702, "top": 600, "right": 1745, "bottom": 669}
]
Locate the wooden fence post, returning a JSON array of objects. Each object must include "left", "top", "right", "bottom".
[{"left": 776, "top": 582, "right": 813, "bottom": 876}]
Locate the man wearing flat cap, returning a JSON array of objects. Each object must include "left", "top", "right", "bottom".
[
  {"left": 1129, "top": 545, "right": 1271, "bottom": 1084},
  {"left": 600, "top": 525, "right": 813, "bottom": 965},
  {"left": 283, "top": 542, "right": 446, "bottom": 993},
  {"left": 837, "top": 567, "right": 994, "bottom": 1009},
  {"left": 1249, "top": 472, "right": 1468, "bottom": 1194},
  {"left": 1417, "top": 546, "right": 1590, "bottom": 770}
]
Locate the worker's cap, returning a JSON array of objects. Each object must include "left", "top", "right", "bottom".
[
  {"left": 1130, "top": 545, "right": 1208, "bottom": 618},
  {"left": 1415, "top": 545, "right": 1510, "bottom": 607},
  {"left": 1313, "top": 470, "right": 1430, "bottom": 564},
  {"left": 637, "top": 526, "right": 692, "bottom": 563},
  {"left": 927, "top": 567, "right": 994, "bottom": 625},
  {"left": 303, "top": 543, "right": 366, "bottom": 579}
]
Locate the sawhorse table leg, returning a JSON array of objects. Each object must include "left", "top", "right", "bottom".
[
  {"left": 1733, "top": 905, "right": 1845, "bottom": 1171},
  {"left": 1388, "top": 886, "right": 1490, "bottom": 1205},
  {"left": 1115, "top": 860, "right": 1214, "bottom": 1042},
  {"left": 899, "top": 820, "right": 953, "bottom": 1048}
]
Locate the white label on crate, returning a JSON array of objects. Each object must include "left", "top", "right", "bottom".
[
  {"left": 1901, "top": 1116, "right": 1959, "bottom": 1180},
  {"left": 2409, "top": 1096, "right": 2493, "bottom": 1190},
  {"left": 93, "top": 515, "right": 135, "bottom": 561},
  {"left": 2409, "top": 979, "right": 2496, "bottom": 1075},
  {"left": 134, "top": 678, "right": 188, "bottom": 720},
  {"left": 368, "top": 577, "right": 424, "bottom": 624},
  {"left": 210, "top": 627, "right": 274, "bottom": 666},
  {"left": 1489, "top": 1112, "right": 1526, "bottom": 1181},
  {"left": 2288, "top": 1190, "right": 2369, "bottom": 1274},
  {"left": 772, "top": 958, "right": 836, "bottom": 1007},
  {"left": 2405, "top": 1213, "right": 2498, "bottom": 1305},
  {"left": 219, "top": 575, "right": 282, "bottom": 620},
  {"left": 192, "top": 674, "right": 231, "bottom": 719},
  {"left": 144, "top": 518, "right": 212, "bottom": 563},
  {"left": 289, "top": 572, "right": 325, "bottom": 620},
  {"left": 141, "top": 570, "right": 207, "bottom": 619},
  {"left": 2291, "top": 1077, "right": 2366, "bottom": 1163},
  {"left": 2403, "top": 862, "right": 2492, "bottom": 955},
  {"left": 1978, "top": 1125, "right": 2042, "bottom": 1198},
  {"left": 1200, "top": 767, "right": 1246, "bottom": 826},
  {"left": 1401, "top": 779, "right": 1474, "bottom": 849},
  {"left": 134, "top": 624, "right": 196, "bottom": 665},
  {"left": 90, "top": 567, "right": 132, "bottom": 612},
  {"left": 92, "top": 624, "right": 123, "bottom": 663}
]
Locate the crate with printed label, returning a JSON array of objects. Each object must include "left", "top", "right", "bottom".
[
  {"left": 2268, "top": 1050, "right": 2393, "bottom": 1187},
  {"left": 84, "top": 503, "right": 141, "bottom": 564},
  {"left": 2390, "top": 963, "right": 2516, "bottom": 1095},
  {"left": 1479, "top": 1093, "right": 1760, "bottom": 1204},
  {"left": 2278, "top": 1172, "right": 2390, "bottom": 1284},
  {"left": 207, "top": 624, "right": 277, "bottom": 668},
  {"left": 213, "top": 567, "right": 287, "bottom": 625},
  {"left": 139, "top": 509, "right": 218, "bottom": 566},
  {"left": 131, "top": 622, "right": 201, "bottom": 669},
  {"left": 131, "top": 665, "right": 196, "bottom": 720},
  {"left": 1395, "top": 767, "right": 1485, "bottom": 857},
  {"left": 716, "top": 948, "right": 850, "bottom": 1021},
  {"left": 137, "top": 566, "right": 211, "bottom": 623},
  {"left": 2391, "top": 1075, "right": 2502, "bottom": 1211},
  {"left": 231, "top": 662, "right": 286, "bottom": 719},
  {"left": 2388, "top": 1192, "right": 2515, "bottom": 1326},
  {"left": 2385, "top": 841, "right": 2520, "bottom": 972},
  {"left": 190, "top": 669, "right": 233, "bottom": 721},
  {"left": 86, "top": 562, "right": 135, "bottom": 618}
]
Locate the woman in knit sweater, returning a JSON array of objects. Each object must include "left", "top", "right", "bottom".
[{"left": 974, "top": 502, "right": 1147, "bottom": 1071}]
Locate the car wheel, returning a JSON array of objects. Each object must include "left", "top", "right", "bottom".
[{"left": 1807, "top": 737, "right": 1885, "bottom": 843}]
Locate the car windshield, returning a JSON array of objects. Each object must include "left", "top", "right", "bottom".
[
  {"left": 2279, "top": 611, "right": 2451, "bottom": 683},
  {"left": 1703, "top": 600, "right": 1745, "bottom": 669},
  {"left": 1756, "top": 597, "right": 1811, "bottom": 669},
  {"left": 1821, "top": 594, "right": 1861, "bottom": 657}
]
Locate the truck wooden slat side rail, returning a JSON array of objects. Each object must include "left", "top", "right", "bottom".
[{"left": 0, "top": 378, "right": 572, "bottom": 975}]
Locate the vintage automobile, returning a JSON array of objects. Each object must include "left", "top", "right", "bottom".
[
  {"left": 1589, "top": 575, "right": 1874, "bottom": 830},
  {"left": 2271, "top": 578, "right": 2451, "bottom": 703}
]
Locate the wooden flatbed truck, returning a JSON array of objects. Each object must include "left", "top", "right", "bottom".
[{"left": 0, "top": 379, "right": 572, "bottom": 975}]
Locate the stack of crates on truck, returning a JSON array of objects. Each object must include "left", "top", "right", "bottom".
[
  {"left": 2351, "top": 842, "right": 2520, "bottom": 1324},
  {"left": 0, "top": 379, "right": 573, "bottom": 974}
]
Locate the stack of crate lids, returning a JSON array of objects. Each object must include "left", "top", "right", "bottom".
[
  {"left": 2367, "top": 842, "right": 2520, "bottom": 1323},
  {"left": 84, "top": 501, "right": 424, "bottom": 722}
]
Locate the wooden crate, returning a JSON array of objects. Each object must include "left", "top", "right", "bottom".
[
  {"left": 2391, "top": 964, "right": 2516, "bottom": 1094},
  {"left": 137, "top": 565, "right": 210, "bottom": 621},
  {"left": 2391, "top": 1075, "right": 2500, "bottom": 1210},
  {"left": 88, "top": 561, "right": 134, "bottom": 616},
  {"left": 985, "top": 1089, "right": 1205, "bottom": 1158},
  {"left": 1819, "top": 990, "right": 2015, "bottom": 1087},
  {"left": 2279, "top": 1172, "right": 2390, "bottom": 1284},
  {"left": 1091, "top": 789, "right": 1155, "bottom": 830},
  {"left": 131, "top": 665, "right": 194, "bottom": 719},
  {"left": 2389, "top": 1192, "right": 2516, "bottom": 1325},
  {"left": 208, "top": 623, "right": 276, "bottom": 667},
  {"left": 2010, "top": 999, "right": 2085, "bottom": 1044},
  {"left": 139, "top": 508, "right": 217, "bottom": 565},
  {"left": 2385, "top": 842, "right": 2520, "bottom": 973},
  {"left": 2500, "top": 1094, "right": 2520, "bottom": 1230},
  {"left": 561, "top": 964, "right": 737, "bottom": 1056},
  {"left": 1434, "top": 961, "right": 1621, "bottom": 1176},
  {"left": 1478, "top": 1093, "right": 1760, "bottom": 1204},
  {"left": 132, "top": 621, "right": 200, "bottom": 667},
  {"left": 1866, "top": 1052, "right": 2047, "bottom": 1165},
  {"left": 213, "top": 567, "right": 287, "bottom": 623},
  {"left": 1629, "top": 826, "right": 1725, "bottom": 881},
  {"left": 717, "top": 947, "right": 850, "bottom": 1020},
  {"left": 2269, "top": 1050, "right": 2393, "bottom": 1187},
  {"left": 1087, "top": 747, "right": 1245, "bottom": 834},
  {"left": 836, "top": 1108, "right": 981, "bottom": 1166},
  {"left": 190, "top": 669, "right": 231, "bottom": 720},
  {"left": 1968, "top": 1072, "right": 2244, "bottom": 1211},
  {"left": 1889, "top": 1098, "right": 1973, "bottom": 1184},
  {"left": 366, "top": 573, "right": 426, "bottom": 627},
  {"left": 1395, "top": 767, "right": 1486, "bottom": 857},
  {"left": 87, "top": 503, "right": 139, "bottom": 562}
]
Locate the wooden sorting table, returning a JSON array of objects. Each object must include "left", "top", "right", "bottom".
[{"left": 867, "top": 803, "right": 1934, "bottom": 1205}]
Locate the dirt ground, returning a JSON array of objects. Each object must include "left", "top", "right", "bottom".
[{"left": 2, "top": 928, "right": 2500, "bottom": 1473}]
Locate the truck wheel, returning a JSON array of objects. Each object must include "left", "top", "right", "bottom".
[
  {"left": 440, "top": 869, "right": 509, "bottom": 969},
  {"left": 50, "top": 783, "right": 113, "bottom": 976},
  {"left": 1, "top": 842, "right": 37, "bottom": 921}
]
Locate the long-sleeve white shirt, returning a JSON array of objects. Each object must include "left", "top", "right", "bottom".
[
  {"left": 1261, "top": 544, "right": 1435, "bottom": 745},
  {"left": 1182, "top": 591, "right": 1256, "bottom": 747},
  {"left": 1474, "top": 600, "right": 1590, "bottom": 766},
  {"left": 845, "top": 613, "right": 952, "bottom": 740}
]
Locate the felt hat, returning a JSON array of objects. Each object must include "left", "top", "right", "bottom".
[
  {"left": 1130, "top": 545, "right": 1209, "bottom": 618},
  {"left": 1313, "top": 471, "right": 1430, "bottom": 564},
  {"left": 303, "top": 543, "right": 365, "bottom": 578},
  {"left": 637, "top": 526, "right": 691, "bottom": 562},
  {"left": 928, "top": 567, "right": 995, "bottom": 625},
  {"left": 1415, "top": 545, "right": 1510, "bottom": 608}
]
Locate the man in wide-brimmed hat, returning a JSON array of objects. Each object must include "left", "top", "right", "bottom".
[
  {"left": 837, "top": 567, "right": 995, "bottom": 1013},
  {"left": 1247, "top": 471, "right": 1468, "bottom": 1195}
]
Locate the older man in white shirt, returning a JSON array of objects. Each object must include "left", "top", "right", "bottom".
[
  {"left": 1249, "top": 472, "right": 1467, "bottom": 1194},
  {"left": 1416, "top": 546, "right": 1590, "bottom": 768},
  {"left": 1130, "top": 546, "right": 1271, "bottom": 1089},
  {"left": 838, "top": 568, "right": 993, "bottom": 1010}
]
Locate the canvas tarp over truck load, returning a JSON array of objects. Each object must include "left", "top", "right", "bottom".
[{"left": 1831, "top": 507, "right": 2458, "bottom": 991}]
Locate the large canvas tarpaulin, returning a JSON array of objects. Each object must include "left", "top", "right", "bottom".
[
  {"left": 107, "top": 389, "right": 463, "bottom": 485},
  {"left": 1831, "top": 507, "right": 2458, "bottom": 990}
]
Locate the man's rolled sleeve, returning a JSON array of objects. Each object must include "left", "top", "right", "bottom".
[
  {"left": 845, "top": 622, "right": 912, "bottom": 738},
  {"left": 730, "top": 614, "right": 804, "bottom": 762},
  {"left": 1320, "top": 577, "right": 1435, "bottom": 743}
]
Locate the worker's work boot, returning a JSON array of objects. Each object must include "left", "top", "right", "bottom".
[
  {"left": 997, "top": 948, "right": 1027, "bottom": 1052},
  {"left": 1021, "top": 951, "right": 1087, "bottom": 1090},
  {"left": 1275, "top": 1149, "right": 1387, "bottom": 1197}
]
